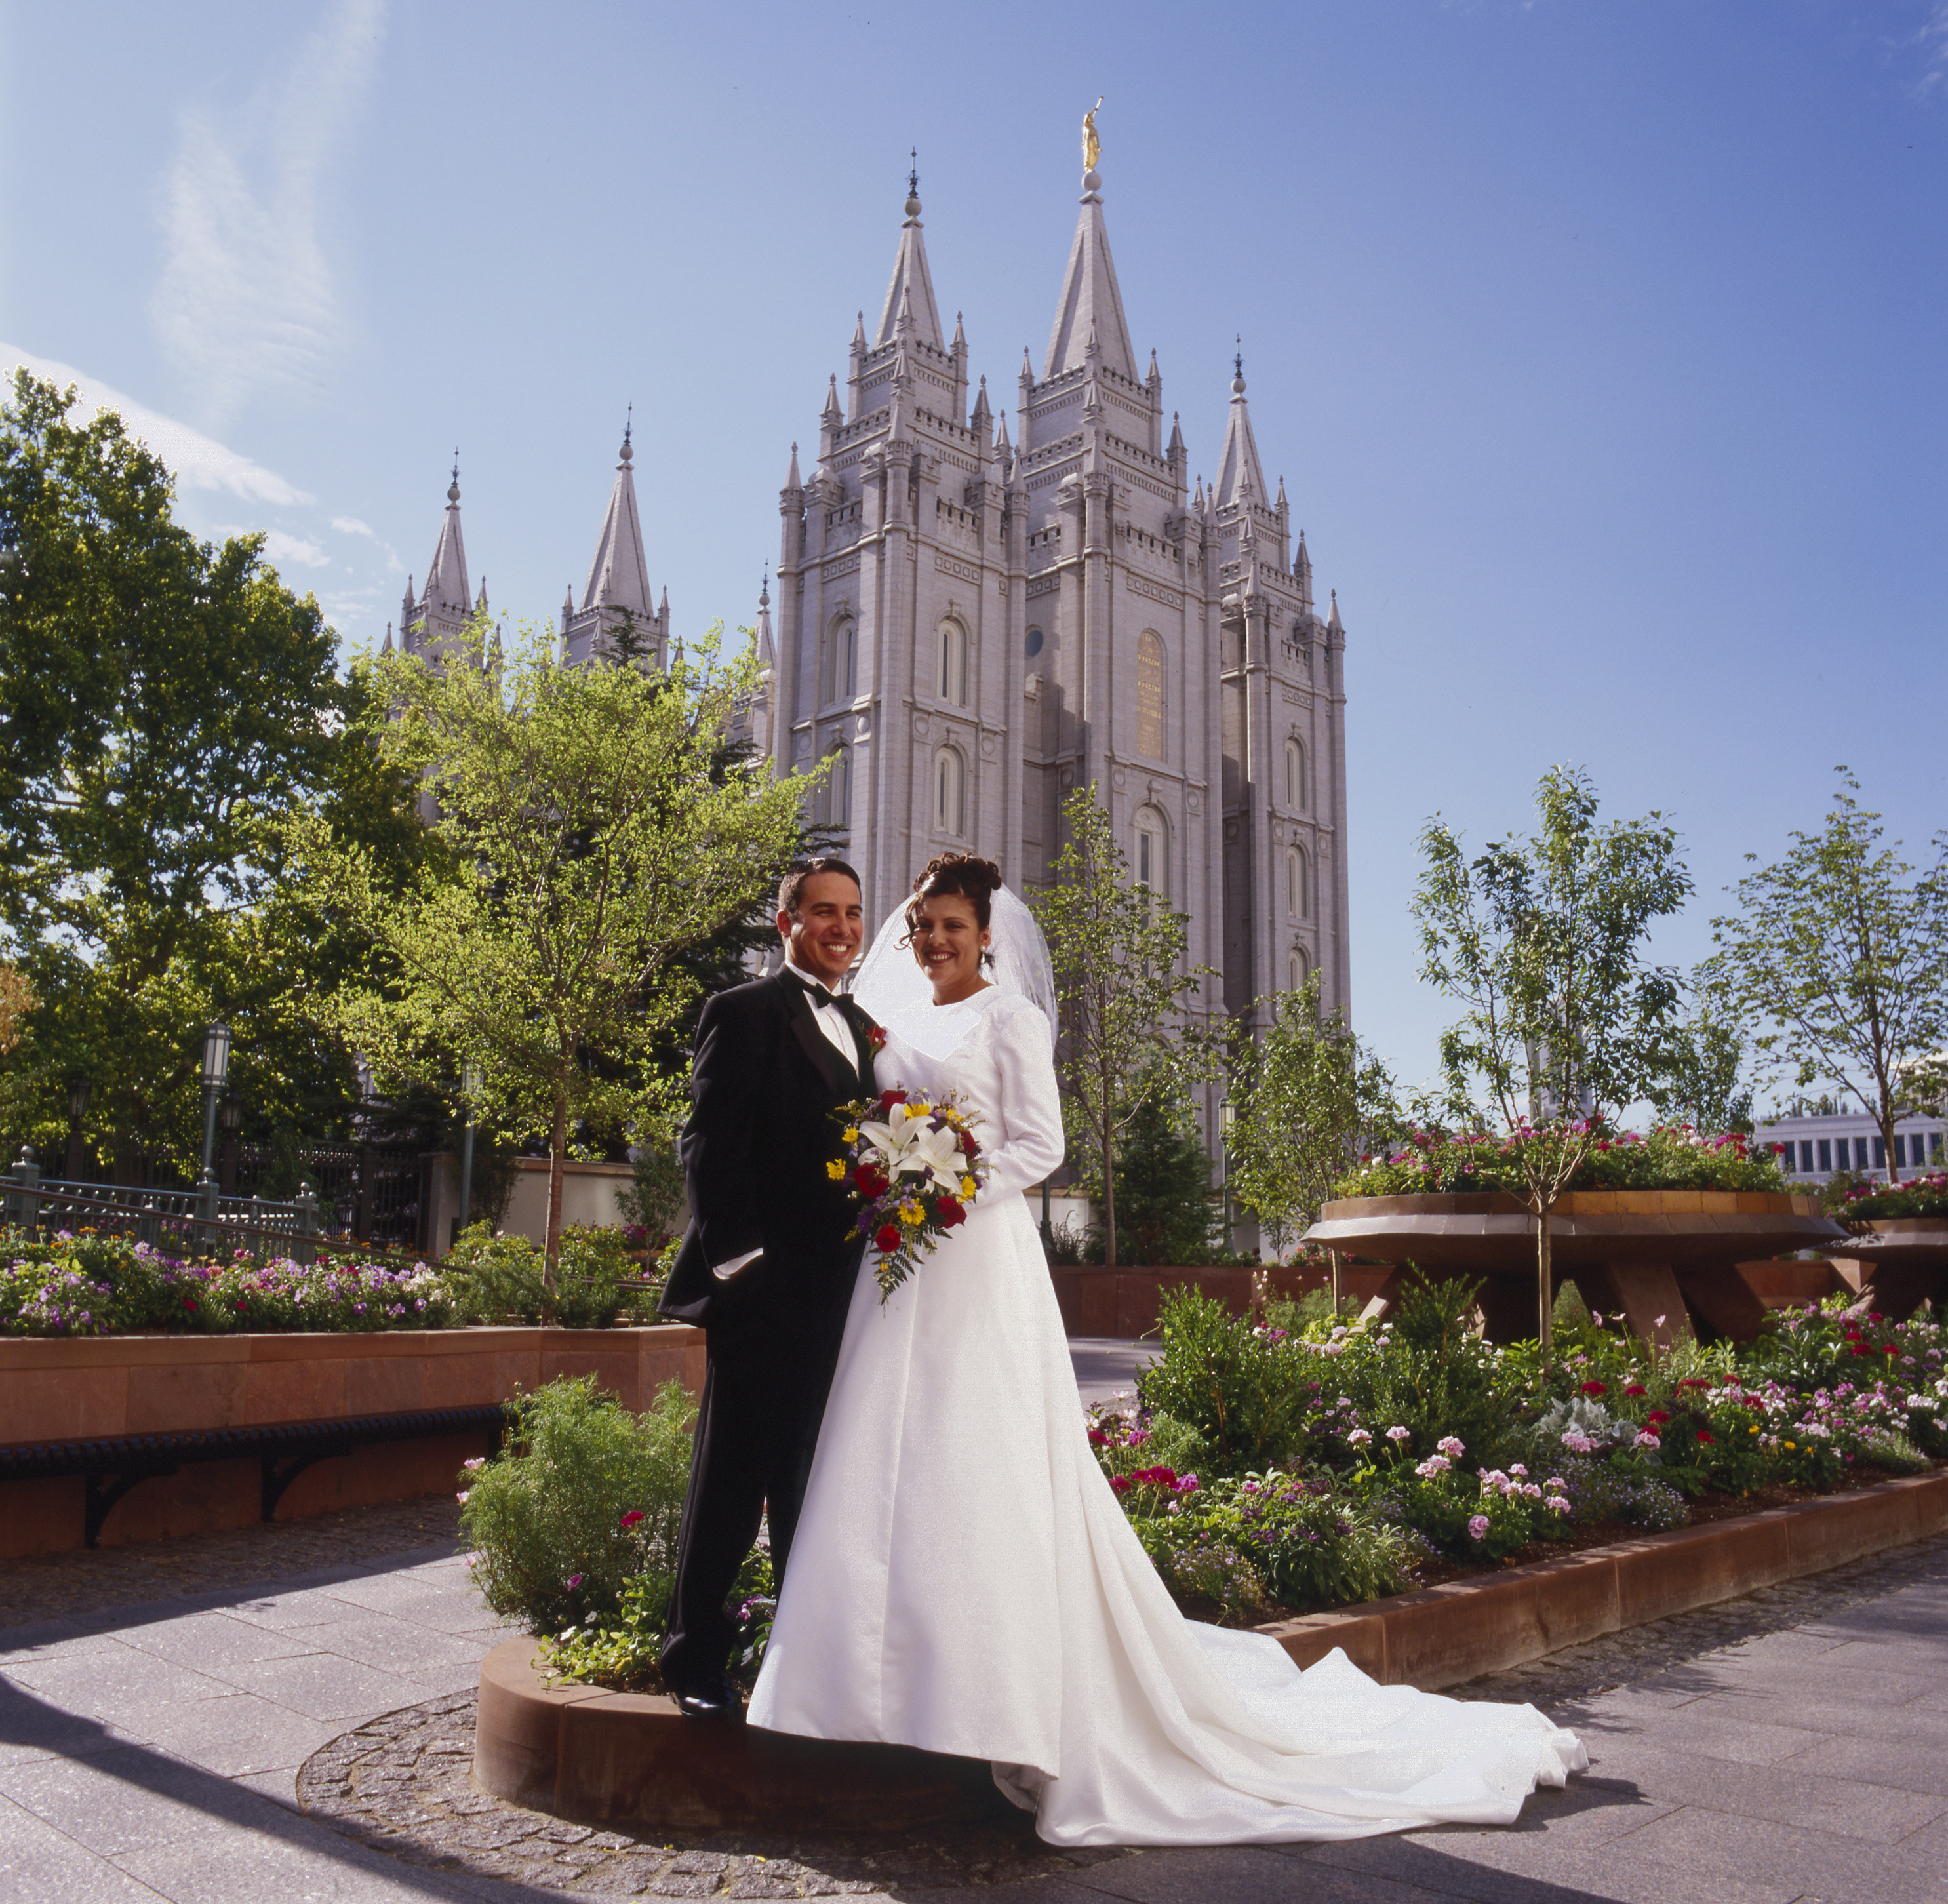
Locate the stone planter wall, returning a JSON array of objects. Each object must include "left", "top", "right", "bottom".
[
  {"left": 0, "top": 1324, "right": 706, "bottom": 1558},
  {"left": 1048, "top": 1263, "right": 1328, "bottom": 1338}
]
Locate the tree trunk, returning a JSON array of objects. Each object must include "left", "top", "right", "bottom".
[
  {"left": 545, "top": 1092, "right": 567, "bottom": 1311},
  {"left": 1101, "top": 1102, "right": 1118, "bottom": 1269},
  {"left": 1536, "top": 1203, "right": 1554, "bottom": 1364},
  {"left": 1879, "top": 1106, "right": 1901, "bottom": 1185},
  {"left": 1329, "top": 1246, "right": 1343, "bottom": 1320}
]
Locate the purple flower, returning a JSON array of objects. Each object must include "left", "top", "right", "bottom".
[{"left": 566, "top": 1574, "right": 584, "bottom": 1590}]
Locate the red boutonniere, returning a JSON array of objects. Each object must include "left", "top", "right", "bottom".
[{"left": 868, "top": 1025, "right": 887, "bottom": 1052}]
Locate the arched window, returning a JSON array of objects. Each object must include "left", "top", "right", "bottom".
[
  {"left": 822, "top": 742, "right": 850, "bottom": 829},
  {"left": 1285, "top": 736, "right": 1307, "bottom": 811},
  {"left": 1134, "top": 804, "right": 1170, "bottom": 898},
  {"left": 824, "top": 616, "right": 855, "bottom": 705},
  {"left": 1289, "top": 945, "right": 1310, "bottom": 993},
  {"left": 1286, "top": 844, "right": 1311, "bottom": 919},
  {"left": 1136, "top": 631, "right": 1165, "bottom": 760},
  {"left": 933, "top": 744, "right": 966, "bottom": 836},
  {"left": 938, "top": 619, "right": 968, "bottom": 705}
]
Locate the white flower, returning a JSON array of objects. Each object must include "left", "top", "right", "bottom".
[{"left": 1346, "top": 1427, "right": 1372, "bottom": 1446}]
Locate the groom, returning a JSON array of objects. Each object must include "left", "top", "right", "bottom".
[{"left": 657, "top": 857, "right": 879, "bottom": 1719}]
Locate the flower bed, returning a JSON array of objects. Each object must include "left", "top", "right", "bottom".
[
  {"left": 1088, "top": 1283, "right": 1947, "bottom": 1625},
  {"left": 1842, "top": 1172, "right": 1948, "bottom": 1221},
  {"left": 0, "top": 1223, "right": 666, "bottom": 1336},
  {"left": 1340, "top": 1121, "right": 1787, "bottom": 1198}
]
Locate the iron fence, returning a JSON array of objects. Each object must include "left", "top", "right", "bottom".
[{"left": 2, "top": 1151, "right": 319, "bottom": 1263}]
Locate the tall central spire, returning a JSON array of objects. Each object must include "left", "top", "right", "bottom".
[
  {"left": 1214, "top": 348, "right": 1269, "bottom": 509},
  {"left": 1043, "top": 159, "right": 1136, "bottom": 382},
  {"left": 424, "top": 454, "right": 470, "bottom": 614},
  {"left": 874, "top": 157, "right": 945, "bottom": 350},
  {"left": 580, "top": 422, "right": 654, "bottom": 620}
]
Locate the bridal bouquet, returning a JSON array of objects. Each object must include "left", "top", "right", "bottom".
[{"left": 829, "top": 1089, "right": 987, "bottom": 1303}]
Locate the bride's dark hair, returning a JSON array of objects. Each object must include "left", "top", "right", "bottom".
[{"left": 904, "top": 852, "right": 1003, "bottom": 938}]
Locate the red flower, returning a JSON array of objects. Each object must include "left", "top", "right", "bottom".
[
  {"left": 936, "top": 1196, "right": 966, "bottom": 1230},
  {"left": 874, "top": 1223, "right": 902, "bottom": 1254},
  {"left": 1624, "top": 1384, "right": 1648, "bottom": 1398},
  {"left": 620, "top": 1509, "right": 645, "bottom": 1529},
  {"left": 960, "top": 1132, "right": 980, "bottom": 1158},
  {"left": 855, "top": 1162, "right": 888, "bottom": 1199},
  {"left": 1087, "top": 1429, "right": 1109, "bottom": 1447},
  {"left": 1132, "top": 1467, "right": 1179, "bottom": 1488},
  {"left": 1646, "top": 1410, "right": 1671, "bottom": 1425},
  {"left": 869, "top": 1025, "right": 888, "bottom": 1051},
  {"left": 1696, "top": 1431, "right": 1716, "bottom": 1444},
  {"left": 1580, "top": 1381, "right": 1608, "bottom": 1396},
  {"left": 1850, "top": 1344, "right": 1871, "bottom": 1356},
  {"left": 878, "top": 1089, "right": 908, "bottom": 1112},
  {"left": 1109, "top": 1474, "right": 1132, "bottom": 1494}
]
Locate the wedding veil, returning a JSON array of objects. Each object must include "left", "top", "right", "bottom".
[{"left": 852, "top": 882, "right": 1059, "bottom": 1041}]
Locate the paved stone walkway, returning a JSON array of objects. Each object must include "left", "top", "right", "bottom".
[{"left": 1, "top": 1340, "right": 1943, "bottom": 1902}]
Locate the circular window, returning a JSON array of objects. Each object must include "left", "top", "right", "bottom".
[{"left": 1024, "top": 628, "right": 1044, "bottom": 659}]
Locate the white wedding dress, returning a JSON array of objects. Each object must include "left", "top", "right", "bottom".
[{"left": 748, "top": 983, "right": 1585, "bottom": 1846}]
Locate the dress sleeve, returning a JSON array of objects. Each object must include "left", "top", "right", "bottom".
[{"left": 979, "top": 995, "right": 1067, "bottom": 1200}]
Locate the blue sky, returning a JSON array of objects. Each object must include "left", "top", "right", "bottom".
[{"left": 3, "top": 1, "right": 1944, "bottom": 1106}]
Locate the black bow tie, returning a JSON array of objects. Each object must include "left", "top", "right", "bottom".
[{"left": 785, "top": 969, "right": 858, "bottom": 1015}]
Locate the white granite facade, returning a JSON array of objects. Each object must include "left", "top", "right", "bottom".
[{"left": 767, "top": 165, "right": 1353, "bottom": 1037}]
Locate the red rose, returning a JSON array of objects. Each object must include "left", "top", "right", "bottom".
[
  {"left": 1646, "top": 1410, "right": 1671, "bottom": 1425},
  {"left": 1624, "top": 1384, "right": 1648, "bottom": 1398},
  {"left": 1696, "top": 1431, "right": 1715, "bottom": 1444},
  {"left": 937, "top": 1195, "right": 966, "bottom": 1229},
  {"left": 869, "top": 1026, "right": 888, "bottom": 1050},
  {"left": 1580, "top": 1381, "right": 1608, "bottom": 1396},
  {"left": 879, "top": 1089, "right": 907, "bottom": 1112},
  {"left": 620, "top": 1509, "right": 645, "bottom": 1529},
  {"left": 959, "top": 1132, "right": 980, "bottom": 1157},
  {"left": 874, "top": 1223, "right": 902, "bottom": 1254}
]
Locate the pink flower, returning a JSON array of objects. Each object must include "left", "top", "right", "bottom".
[
  {"left": 455, "top": 1490, "right": 469, "bottom": 1505},
  {"left": 1346, "top": 1427, "right": 1373, "bottom": 1447},
  {"left": 1414, "top": 1454, "right": 1451, "bottom": 1478},
  {"left": 566, "top": 1574, "right": 584, "bottom": 1590},
  {"left": 620, "top": 1509, "right": 645, "bottom": 1529},
  {"left": 1436, "top": 1435, "right": 1465, "bottom": 1459},
  {"left": 1385, "top": 1425, "right": 1411, "bottom": 1443},
  {"left": 1467, "top": 1514, "right": 1491, "bottom": 1541},
  {"left": 1635, "top": 1430, "right": 1661, "bottom": 1450}
]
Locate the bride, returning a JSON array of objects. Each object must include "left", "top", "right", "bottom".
[{"left": 747, "top": 852, "right": 1585, "bottom": 1846}]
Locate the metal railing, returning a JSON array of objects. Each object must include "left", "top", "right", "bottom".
[{"left": 3, "top": 1151, "right": 319, "bottom": 1264}]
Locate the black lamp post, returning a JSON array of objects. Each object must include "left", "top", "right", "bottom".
[
  {"left": 455, "top": 1061, "right": 483, "bottom": 1244},
  {"left": 64, "top": 1075, "right": 90, "bottom": 1182},
  {"left": 1218, "top": 1099, "right": 1236, "bottom": 1256},
  {"left": 199, "top": 1023, "right": 232, "bottom": 1183}
]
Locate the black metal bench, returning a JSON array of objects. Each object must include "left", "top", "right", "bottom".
[{"left": 0, "top": 1404, "right": 507, "bottom": 1547}]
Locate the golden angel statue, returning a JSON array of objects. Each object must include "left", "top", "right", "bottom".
[{"left": 1082, "top": 96, "right": 1103, "bottom": 172}]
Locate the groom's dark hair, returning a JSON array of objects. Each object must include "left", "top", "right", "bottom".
[{"left": 778, "top": 857, "right": 862, "bottom": 920}]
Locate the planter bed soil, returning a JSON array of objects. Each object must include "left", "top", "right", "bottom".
[
  {"left": 473, "top": 1466, "right": 1948, "bottom": 1833},
  {"left": 0, "top": 1324, "right": 705, "bottom": 1558}
]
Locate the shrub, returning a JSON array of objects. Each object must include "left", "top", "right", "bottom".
[
  {"left": 1138, "top": 1289, "right": 1311, "bottom": 1473},
  {"left": 442, "top": 1222, "right": 653, "bottom": 1327},
  {"left": 459, "top": 1376, "right": 693, "bottom": 1638},
  {"left": 1340, "top": 1122, "right": 1787, "bottom": 1198}
]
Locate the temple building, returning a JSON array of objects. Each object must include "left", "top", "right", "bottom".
[{"left": 386, "top": 151, "right": 1353, "bottom": 1044}]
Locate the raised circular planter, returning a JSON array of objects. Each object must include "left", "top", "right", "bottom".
[
  {"left": 473, "top": 1638, "right": 1004, "bottom": 1831},
  {"left": 1832, "top": 1220, "right": 1948, "bottom": 1321},
  {"left": 1303, "top": 1190, "right": 1845, "bottom": 1344}
]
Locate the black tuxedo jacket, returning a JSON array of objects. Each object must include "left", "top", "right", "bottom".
[{"left": 658, "top": 969, "right": 878, "bottom": 1335}]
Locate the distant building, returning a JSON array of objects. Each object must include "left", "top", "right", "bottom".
[{"left": 1755, "top": 1107, "right": 1945, "bottom": 1185}]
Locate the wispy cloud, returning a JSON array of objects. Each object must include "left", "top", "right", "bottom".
[
  {"left": 150, "top": 0, "right": 386, "bottom": 426},
  {"left": 331, "top": 515, "right": 376, "bottom": 537},
  {"left": 3, "top": 342, "right": 311, "bottom": 505},
  {"left": 1922, "top": 3, "right": 1948, "bottom": 96}
]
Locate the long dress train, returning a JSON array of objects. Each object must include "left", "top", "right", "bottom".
[{"left": 748, "top": 985, "right": 1585, "bottom": 1846}]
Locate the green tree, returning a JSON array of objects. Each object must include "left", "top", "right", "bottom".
[
  {"left": 1029, "top": 787, "right": 1216, "bottom": 1267},
  {"left": 1109, "top": 1099, "right": 1220, "bottom": 1266},
  {"left": 1225, "top": 975, "right": 1400, "bottom": 1261},
  {"left": 1412, "top": 766, "right": 1692, "bottom": 1357},
  {"left": 0, "top": 371, "right": 388, "bottom": 1168},
  {"left": 299, "top": 615, "right": 814, "bottom": 1272},
  {"left": 1701, "top": 769, "right": 1948, "bottom": 1182},
  {"left": 1644, "top": 1003, "right": 1754, "bottom": 1135}
]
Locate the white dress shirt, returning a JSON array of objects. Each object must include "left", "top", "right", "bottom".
[{"left": 712, "top": 956, "right": 856, "bottom": 1282}]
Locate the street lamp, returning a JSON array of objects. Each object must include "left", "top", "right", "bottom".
[
  {"left": 457, "top": 1061, "right": 483, "bottom": 1241},
  {"left": 1218, "top": 1099, "right": 1236, "bottom": 1256},
  {"left": 199, "top": 1023, "right": 232, "bottom": 1183},
  {"left": 64, "top": 1075, "right": 91, "bottom": 1182}
]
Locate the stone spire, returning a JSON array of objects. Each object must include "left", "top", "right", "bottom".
[
  {"left": 1214, "top": 349, "right": 1269, "bottom": 509},
  {"left": 874, "top": 161, "right": 945, "bottom": 349},
  {"left": 1043, "top": 158, "right": 1136, "bottom": 381},
  {"left": 1327, "top": 588, "right": 1343, "bottom": 633},
  {"left": 970, "top": 373, "right": 991, "bottom": 440},
  {"left": 786, "top": 441, "right": 802, "bottom": 489},
  {"left": 424, "top": 458, "right": 470, "bottom": 620},
  {"left": 380, "top": 621, "right": 393, "bottom": 657},
  {"left": 756, "top": 566, "right": 775, "bottom": 669},
  {"left": 580, "top": 422, "right": 654, "bottom": 622}
]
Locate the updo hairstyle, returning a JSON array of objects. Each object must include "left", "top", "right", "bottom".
[{"left": 904, "top": 852, "right": 1003, "bottom": 947}]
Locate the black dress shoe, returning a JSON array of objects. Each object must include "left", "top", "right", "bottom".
[{"left": 671, "top": 1672, "right": 744, "bottom": 1721}]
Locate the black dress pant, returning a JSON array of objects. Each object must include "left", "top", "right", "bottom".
[{"left": 660, "top": 1282, "right": 852, "bottom": 1690}]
